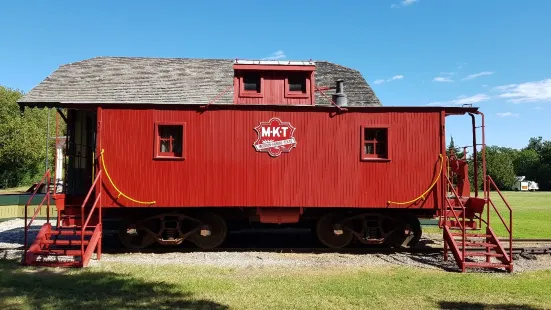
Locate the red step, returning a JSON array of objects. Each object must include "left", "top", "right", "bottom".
[
  {"left": 464, "top": 262, "right": 511, "bottom": 269},
  {"left": 458, "top": 242, "right": 498, "bottom": 248},
  {"left": 49, "top": 230, "right": 94, "bottom": 236},
  {"left": 445, "top": 210, "right": 466, "bottom": 217},
  {"left": 451, "top": 233, "right": 489, "bottom": 238},
  {"left": 444, "top": 220, "right": 478, "bottom": 229},
  {"left": 464, "top": 251, "right": 504, "bottom": 258},
  {"left": 40, "top": 239, "right": 90, "bottom": 246},
  {"left": 32, "top": 249, "right": 83, "bottom": 256}
]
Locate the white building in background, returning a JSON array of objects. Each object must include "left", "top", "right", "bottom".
[{"left": 513, "top": 176, "right": 539, "bottom": 191}]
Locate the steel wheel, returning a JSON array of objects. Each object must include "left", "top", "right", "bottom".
[
  {"left": 386, "top": 215, "right": 422, "bottom": 248},
  {"left": 118, "top": 218, "right": 157, "bottom": 249},
  {"left": 187, "top": 212, "right": 228, "bottom": 249},
  {"left": 316, "top": 212, "right": 353, "bottom": 248}
]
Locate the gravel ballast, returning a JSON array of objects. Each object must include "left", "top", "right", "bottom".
[{"left": 2, "top": 218, "right": 551, "bottom": 273}]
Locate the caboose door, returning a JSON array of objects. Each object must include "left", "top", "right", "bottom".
[{"left": 65, "top": 109, "right": 97, "bottom": 197}]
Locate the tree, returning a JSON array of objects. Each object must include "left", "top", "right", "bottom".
[
  {"left": 0, "top": 86, "right": 52, "bottom": 188},
  {"left": 514, "top": 148, "right": 539, "bottom": 179},
  {"left": 446, "top": 136, "right": 464, "bottom": 159},
  {"left": 485, "top": 146, "right": 517, "bottom": 190},
  {"left": 465, "top": 146, "right": 516, "bottom": 191},
  {"left": 520, "top": 136, "right": 551, "bottom": 190}
]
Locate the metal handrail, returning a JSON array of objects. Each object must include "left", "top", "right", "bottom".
[
  {"left": 486, "top": 175, "right": 513, "bottom": 261},
  {"left": 24, "top": 170, "right": 51, "bottom": 261},
  {"left": 80, "top": 170, "right": 102, "bottom": 257},
  {"left": 443, "top": 174, "right": 466, "bottom": 261}
]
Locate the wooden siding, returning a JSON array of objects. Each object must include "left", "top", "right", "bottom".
[
  {"left": 234, "top": 71, "right": 314, "bottom": 105},
  {"left": 99, "top": 107, "right": 443, "bottom": 210}
]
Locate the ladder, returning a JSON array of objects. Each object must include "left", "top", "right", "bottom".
[
  {"left": 440, "top": 112, "right": 513, "bottom": 272},
  {"left": 23, "top": 170, "right": 103, "bottom": 267}
]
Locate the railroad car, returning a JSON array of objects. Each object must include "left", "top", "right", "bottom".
[{"left": 18, "top": 57, "right": 514, "bottom": 272}]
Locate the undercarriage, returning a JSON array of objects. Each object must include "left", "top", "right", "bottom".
[{"left": 114, "top": 209, "right": 425, "bottom": 250}]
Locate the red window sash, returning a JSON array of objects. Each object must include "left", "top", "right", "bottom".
[
  {"left": 154, "top": 122, "right": 185, "bottom": 160},
  {"left": 360, "top": 126, "right": 390, "bottom": 161}
]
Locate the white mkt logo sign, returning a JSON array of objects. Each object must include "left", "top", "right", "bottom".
[{"left": 253, "top": 117, "right": 297, "bottom": 157}]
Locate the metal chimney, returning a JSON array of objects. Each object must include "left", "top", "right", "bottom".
[{"left": 332, "top": 79, "right": 347, "bottom": 106}]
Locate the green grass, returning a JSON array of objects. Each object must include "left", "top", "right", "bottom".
[
  {"left": 1, "top": 259, "right": 550, "bottom": 309},
  {"left": 0, "top": 186, "right": 29, "bottom": 195},
  {"left": 424, "top": 191, "right": 551, "bottom": 239}
]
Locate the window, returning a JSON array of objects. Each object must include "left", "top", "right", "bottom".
[
  {"left": 361, "top": 127, "right": 389, "bottom": 160},
  {"left": 244, "top": 73, "right": 261, "bottom": 92},
  {"left": 155, "top": 123, "right": 185, "bottom": 159},
  {"left": 239, "top": 72, "right": 263, "bottom": 97},
  {"left": 285, "top": 73, "right": 309, "bottom": 98},
  {"left": 288, "top": 74, "right": 306, "bottom": 92}
]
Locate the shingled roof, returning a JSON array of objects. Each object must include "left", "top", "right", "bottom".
[{"left": 18, "top": 57, "right": 381, "bottom": 107}]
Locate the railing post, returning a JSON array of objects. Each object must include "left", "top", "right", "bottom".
[
  {"left": 487, "top": 176, "right": 491, "bottom": 228},
  {"left": 23, "top": 170, "right": 50, "bottom": 265},
  {"left": 97, "top": 170, "right": 102, "bottom": 260},
  {"left": 462, "top": 205, "right": 465, "bottom": 265},
  {"left": 24, "top": 197, "right": 28, "bottom": 264},
  {"left": 81, "top": 195, "right": 85, "bottom": 258},
  {"left": 46, "top": 171, "right": 50, "bottom": 224},
  {"left": 510, "top": 204, "right": 513, "bottom": 263}
]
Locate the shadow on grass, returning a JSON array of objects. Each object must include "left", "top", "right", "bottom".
[
  {"left": 0, "top": 259, "right": 228, "bottom": 310},
  {"left": 439, "top": 301, "right": 542, "bottom": 310}
]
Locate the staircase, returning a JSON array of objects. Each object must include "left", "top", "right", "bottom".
[
  {"left": 441, "top": 174, "right": 513, "bottom": 272},
  {"left": 23, "top": 170, "right": 103, "bottom": 267}
]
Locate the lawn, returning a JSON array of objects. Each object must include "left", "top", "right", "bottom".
[
  {"left": 424, "top": 191, "right": 551, "bottom": 239},
  {"left": 0, "top": 186, "right": 29, "bottom": 195},
  {"left": 0, "top": 259, "right": 550, "bottom": 310}
]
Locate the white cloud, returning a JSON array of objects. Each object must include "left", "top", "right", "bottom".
[
  {"left": 427, "top": 93, "right": 490, "bottom": 106},
  {"left": 493, "top": 79, "right": 551, "bottom": 103},
  {"left": 440, "top": 72, "right": 455, "bottom": 76},
  {"left": 461, "top": 71, "right": 494, "bottom": 81},
  {"left": 391, "top": 0, "right": 418, "bottom": 8},
  {"left": 372, "top": 75, "right": 404, "bottom": 85},
  {"left": 457, "top": 62, "right": 467, "bottom": 69},
  {"left": 262, "top": 50, "right": 286, "bottom": 60},
  {"left": 496, "top": 112, "right": 519, "bottom": 117},
  {"left": 433, "top": 76, "right": 454, "bottom": 83},
  {"left": 534, "top": 106, "right": 544, "bottom": 110},
  {"left": 482, "top": 84, "right": 488, "bottom": 88}
]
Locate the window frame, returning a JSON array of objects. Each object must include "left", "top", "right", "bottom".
[
  {"left": 284, "top": 72, "right": 310, "bottom": 98},
  {"left": 360, "top": 125, "right": 391, "bottom": 162},
  {"left": 239, "top": 71, "right": 264, "bottom": 98},
  {"left": 154, "top": 122, "right": 186, "bottom": 160}
]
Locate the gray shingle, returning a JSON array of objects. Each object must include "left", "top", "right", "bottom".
[{"left": 18, "top": 57, "right": 381, "bottom": 106}]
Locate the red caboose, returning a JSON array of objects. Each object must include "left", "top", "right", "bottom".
[{"left": 19, "top": 57, "right": 513, "bottom": 272}]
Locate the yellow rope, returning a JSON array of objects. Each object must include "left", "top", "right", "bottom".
[
  {"left": 100, "top": 149, "right": 156, "bottom": 205},
  {"left": 387, "top": 154, "right": 444, "bottom": 205}
]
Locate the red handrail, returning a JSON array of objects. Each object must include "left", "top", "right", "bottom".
[
  {"left": 24, "top": 170, "right": 51, "bottom": 260},
  {"left": 80, "top": 170, "right": 102, "bottom": 257},
  {"left": 486, "top": 175, "right": 513, "bottom": 261},
  {"left": 443, "top": 174, "right": 467, "bottom": 261}
]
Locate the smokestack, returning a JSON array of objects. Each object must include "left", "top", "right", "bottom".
[{"left": 332, "top": 79, "right": 347, "bottom": 106}]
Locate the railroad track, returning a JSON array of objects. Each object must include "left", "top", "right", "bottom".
[
  {"left": 94, "top": 231, "right": 551, "bottom": 256},
  {"left": 96, "top": 244, "right": 551, "bottom": 256},
  {"left": 510, "top": 238, "right": 551, "bottom": 243}
]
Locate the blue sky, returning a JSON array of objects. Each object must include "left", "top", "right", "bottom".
[{"left": 1, "top": 0, "right": 549, "bottom": 150}]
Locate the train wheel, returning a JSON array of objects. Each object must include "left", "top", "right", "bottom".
[
  {"left": 118, "top": 218, "right": 157, "bottom": 249},
  {"left": 387, "top": 215, "right": 421, "bottom": 248},
  {"left": 316, "top": 212, "right": 353, "bottom": 248},
  {"left": 187, "top": 212, "right": 228, "bottom": 249}
]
